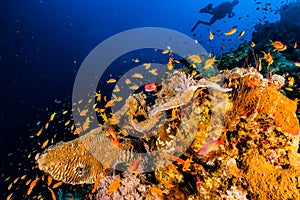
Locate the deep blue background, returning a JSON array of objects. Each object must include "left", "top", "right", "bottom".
[{"left": 0, "top": 0, "right": 295, "bottom": 195}]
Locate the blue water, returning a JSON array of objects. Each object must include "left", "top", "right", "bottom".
[{"left": 0, "top": 0, "right": 299, "bottom": 198}]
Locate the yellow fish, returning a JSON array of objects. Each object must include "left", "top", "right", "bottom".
[
  {"left": 224, "top": 28, "right": 237, "bottom": 36},
  {"left": 41, "top": 140, "right": 49, "bottom": 149},
  {"left": 108, "top": 177, "right": 122, "bottom": 195},
  {"left": 143, "top": 63, "right": 151, "bottom": 69},
  {"left": 49, "top": 112, "right": 56, "bottom": 121},
  {"left": 130, "top": 85, "right": 140, "bottom": 90},
  {"left": 125, "top": 79, "right": 131, "bottom": 84},
  {"left": 204, "top": 57, "right": 217, "bottom": 70},
  {"left": 107, "top": 78, "right": 117, "bottom": 83},
  {"left": 36, "top": 128, "right": 43, "bottom": 137},
  {"left": 162, "top": 49, "right": 169, "bottom": 54},
  {"left": 209, "top": 30, "right": 214, "bottom": 40},
  {"left": 113, "top": 85, "right": 120, "bottom": 92},
  {"left": 188, "top": 54, "right": 202, "bottom": 63},
  {"left": 52, "top": 181, "right": 63, "bottom": 189},
  {"left": 149, "top": 68, "right": 158, "bottom": 75},
  {"left": 238, "top": 30, "right": 245, "bottom": 39},
  {"left": 132, "top": 73, "right": 144, "bottom": 79}
]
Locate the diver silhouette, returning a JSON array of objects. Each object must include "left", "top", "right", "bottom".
[{"left": 192, "top": 0, "right": 239, "bottom": 31}]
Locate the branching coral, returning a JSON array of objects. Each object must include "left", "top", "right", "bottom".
[{"left": 94, "top": 172, "right": 150, "bottom": 200}]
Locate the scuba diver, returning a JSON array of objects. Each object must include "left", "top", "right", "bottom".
[{"left": 191, "top": 0, "right": 239, "bottom": 32}]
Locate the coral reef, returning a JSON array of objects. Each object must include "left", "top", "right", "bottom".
[
  {"left": 95, "top": 172, "right": 150, "bottom": 200},
  {"left": 35, "top": 64, "right": 299, "bottom": 199}
]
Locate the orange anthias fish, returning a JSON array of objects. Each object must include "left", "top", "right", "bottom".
[
  {"left": 47, "top": 187, "right": 57, "bottom": 200},
  {"left": 209, "top": 30, "right": 214, "bottom": 40},
  {"left": 52, "top": 181, "right": 63, "bottom": 189},
  {"left": 144, "top": 83, "right": 157, "bottom": 92},
  {"left": 261, "top": 51, "right": 273, "bottom": 66},
  {"left": 27, "top": 177, "right": 39, "bottom": 195},
  {"left": 294, "top": 42, "right": 297, "bottom": 49},
  {"left": 108, "top": 127, "right": 119, "bottom": 147},
  {"left": 293, "top": 61, "right": 300, "bottom": 67},
  {"left": 238, "top": 30, "right": 245, "bottom": 39},
  {"left": 108, "top": 177, "right": 122, "bottom": 195},
  {"left": 270, "top": 40, "right": 287, "bottom": 51},
  {"left": 197, "top": 136, "right": 224, "bottom": 156},
  {"left": 127, "top": 157, "right": 142, "bottom": 174},
  {"left": 204, "top": 57, "right": 217, "bottom": 70},
  {"left": 250, "top": 41, "right": 256, "bottom": 47},
  {"left": 150, "top": 187, "right": 165, "bottom": 196},
  {"left": 182, "top": 157, "right": 193, "bottom": 171},
  {"left": 224, "top": 28, "right": 237, "bottom": 36},
  {"left": 167, "top": 57, "right": 174, "bottom": 70},
  {"left": 188, "top": 54, "right": 202, "bottom": 63}
]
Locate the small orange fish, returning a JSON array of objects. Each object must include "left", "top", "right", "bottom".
[
  {"left": 132, "top": 73, "right": 144, "bottom": 79},
  {"left": 288, "top": 77, "right": 294, "bottom": 87},
  {"left": 47, "top": 175, "right": 53, "bottom": 186},
  {"left": 224, "top": 28, "right": 237, "bottom": 36},
  {"left": 167, "top": 57, "right": 174, "bottom": 70},
  {"left": 91, "top": 176, "right": 102, "bottom": 194},
  {"left": 270, "top": 40, "right": 287, "bottom": 51},
  {"left": 209, "top": 30, "right": 214, "bottom": 40},
  {"left": 144, "top": 83, "right": 157, "bottom": 92},
  {"left": 41, "top": 139, "right": 49, "bottom": 149},
  {"left": 36, "top": 128, "right": 43, "bottom": 137},
  {"left": 26, "top": 179, "right": 31, "bottom": 186},
  {"left": 238, "top": 30, "right": 245, "bottom": 39},
  {"left": 95, "top": 92, "right": 101, "bottom": 101},
  {"left": 182, "top": 157, "right": 193, "bottom": 171},
  {"left": 21, "top": 174, "right": 27, "bottom": 180},
  {"left": 150, "top": 187, "right": 164, "bottom": 196},
  {"left": 294, "top": 42, "right": 297, "bottom": 49},
  {"left": 125, "top": 79, "right": 132, "bottom": 84},
  {"left": 169, "top": 155, "right": 185, "bottom": 165},
  {"left": 169, "top": 163, "right": 180, "bottom": 174},
  {"left": 261, "top": 51, "right": 273, "bottom": 66},
  {"left": 113, "top": 85, "right": 120, "bottom": 92},
  {"left": 197, "top": 136, "right": 224, "bottom": 156},
  {"left": 130, "top": 85, "right": 140, "bottom": 90},
  {"left": 132, "top": 58, "right": 140, "bottom": 63},
  {"left": 204, "top": 57, "right": 217, "bottom": 70},
  {"left": 105, "top": 99, "right": 115, "bottom": 108},
  {"left": 100, "top": 112, "right": 108, "bottom": 122},
  {"left": 162, "top": 49, "right": 169, "bottom": 54},
  {"left": 27, "top": 177, "right": 39, "bottom": 195},
  {"left": 7, "top": 182, "right": 13, "bottom": 190},
  {"left": 108, "top": 177, "right": 122, "bottom": 195},
  {"left": 108, "top": 127, "right": 119, "bottom": 147},
  {"left": 127, "top": 157, "right": 142, "bottom": 174},
  {"left": 293, "top": 61, "right": 300, "bottom": 67},
  {"left": 52, "top": 181, "right": 63, "bottom": 189},
  {"left": 6, "top": 193, "right": 13, "bottom": 200},
  {"left": 47, "top": 187, "right": 57, "bottom": 200},
  {"left": 160, "top": 179, "right": 174, "bottom": 189},
  {"left": 188, "top": 54, "right": 202, "bottom": 63},
  {"left": 107, "top": 78, "right": 117, "bottom": 84},
  {"left": 149, "top": 68, "right": 158, "bottom": 75},
  {"left": 250, "top": 41, "right": 256, "bottom": 47},
  {"left": 82, "top": 117, "right": 90, "bottom": 131},
  {"left": 73, "top": 127, "right": 83, "bottom": 135},
  {"left": 79, "top": 109, "right": 88, "bottom": 116},
  {"left": 143, "top": 63, "right": 151, "bottom": 69},
  {"left": 64, "top": 120, "right": 71, "bottom": 126},
  {"left": 49, "top": 112, "right": 56, "bottom": 121}
]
